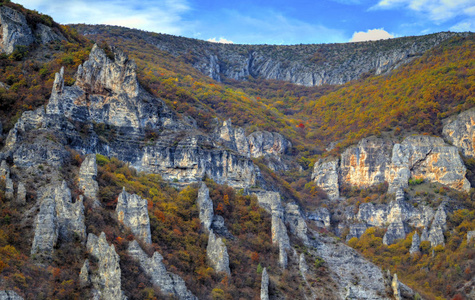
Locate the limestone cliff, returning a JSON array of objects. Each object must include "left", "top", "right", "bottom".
[
  {"left": 83, "top": 232, "right": 127, "bottom": 300},
  {"left": 78, "top": 154, "right": 100, "bottom": 207},
  {"left": 53, "top": 181, "right": 86, "bottom": 243},
  {"left": 207, "top": 230, "right": 231, "bottom": 274},
  {"left": 0, "top": 6, "right": 64, "bottom": 54},
  {"left": 197, "top": 183, "right": 214, "bottom": 231},
  {"left": 443, "top": 108, "right": 475, "bottom": 157},
  {"left": 75, "top": 25, "right": 464, "bottom": 87},
  {"left": 128, "top": 240, "right": 197, "bottom": 300},
  {"left": 312, "top": 158, "right": 339, "bottom": 200},
  {"left": 116, "top": 188, "right": 152, "bottom": 244},
  {"left": 31, "top": 190, "right": 58, "bottom": 258}
]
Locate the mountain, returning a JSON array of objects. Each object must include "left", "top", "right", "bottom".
[{"left": 1, "top": 2, "right": 475, "bottom": 300}]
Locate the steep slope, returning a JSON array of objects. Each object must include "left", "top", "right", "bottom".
[{"left": 73, "top": 24, "right": 464, "bottom": 87}]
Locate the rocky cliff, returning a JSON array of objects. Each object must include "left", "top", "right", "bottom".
[
  {"left": 116, "top": 188, "right": 152, "bottom": 244},
  {"left": 206, "top": 230, "right": 231, "bottom": 275},
  {"left": 128, "top": 240, "right": 197, "bottom": 300},
  {"left": 78, "top": 154, "right": 100, "bottom": 207},
  {"left": 443, "top": 108, "right": 475, "bottom": 157},
  {"left": 75, "top": 25, "right": 465, "bottom": 87},
  {"left": 82, "top": 232, "right": 127, "bottom": 300},
  {"left": 0, "top": 6, "right": 64, "bottom": 54},
  {"left": 312, "top": 135, "right": 470, "bottom": 198}
]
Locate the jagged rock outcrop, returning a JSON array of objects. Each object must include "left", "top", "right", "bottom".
[
  {"left": 253, "top": 191, "right": 291, "bottom": 268},
  {"left": 0, "top": 6, "right": 64, "bottom": 55},
  {"left": 340, "top": 137, "right": 394, "bottom": 188},
  {"left": 392, "top": 273, "right": 401, "bottom": 300},
  {"left": 0, "top": 160, "right": 13, "bottom": 201},
  {"left": 307, "top": 207, "right": 331, "bottom": 228},
  {"left": 383, "top": 220, "right": 408, "bottom": 245},
  {"left": 31, "top": 192, "right": 58, "bottom": 258},
  {"left": 79, "top": 259, "right": 90, "bottom": 287},
  {"left": 128, "top": 240, "right": 197, "bottom": 300},
  {"left": 15, "top": 182, "right": 26, "bottom": 206},
  {"left": 285, "top": 202, "right": 308, "bottom": 244},
  {"left": 0, "top": 290, "right": 23, "bottom": 300},
  {"left": 78, "top": 154, "right": 100, "bottom": 206},
  {"left": 260, "top": 267, "right": 269, "bottom": 300},
  {"left": 197, "top": 183, "right": 214, "bottom": 231},
  {"left": 312, "top": 135, "right": 470, "bottom": 197},
  {"left": 53, "top": 181, "right": 86, "bottom": 242},
  {"left": 443, "top": 108, "right": 475, "bottom": 157},
  {"left": 428, "top": 204, "right": 447, "bottom": 246},
  {"left": 215, "top": 119, "right": 250, "bottom": 157},
  {"left": 31, "top": 181, "right": 86, "bottom": 257},
  {"left": 409, "top": 232, "right": 421, "bottom": 254},
  {"left": 346, "top": 223, "right": 367, "bottom": 241},
  {"left": 207, "top": 230, "right": 230, "bottom": 274},
  {"left": 247, "top": 131, "right": 291, "bottom": 158},
  {"left": 311, "top": 159, "right": 339, "bottom": 200},
  {"left": 116, "top": 188, "right": 152, "bottom": 244},
  {"left": 84, "top": 232, "right": 127, "bottom": 300},
  {"left": 0, "top": 6, "right": 34, "bottom": 54}
]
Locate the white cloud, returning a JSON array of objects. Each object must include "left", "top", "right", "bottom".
[
  {"left": 450, "top": 20, "right": 475, "bottom": 31},
  {"left": 372, "top": 0, "right": 475, "bottom": 22},
  {"left": 207, "top": 37, "right": 234, "bottom": 44},
  {"left": 14, "top": 0, "right": 192, "bottom": 35},
  {"left": 350, "top": 28, "right": 394, "bottom": 42}
]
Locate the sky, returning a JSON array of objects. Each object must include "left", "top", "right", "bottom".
[{"left": 15, "top": 0, "right": 475, "bottom": 45}]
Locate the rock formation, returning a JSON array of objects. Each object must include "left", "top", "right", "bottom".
[
  {"left": 15, "top": 182, "right": 26, "bottom": 206},
  {"left": 0, "top": 290, "right": 23, "bottom": 300},
  {"left": 428, "top": 204, "right": 447, "bottom": 247},
  {"left": 468, "top": 231, "right": 475, "bottom": 243},
  {"left": 307, "top": 207, "right": 331, "bottom": 228},
  {"left": 285, "top": 202, "right": 308, "bottom": 244},
  {"left": 83, "top": 232, "right": 127, "bottom": 300},
  {"left": 312, "top": 159, "right": 340, "bottom": 200},
  {"left": 392, "top": 273, "right": 401, "bottom": 300},
  {"left": 78, "top": 154, "right": 100, "bottom": 206},
  {"left": 128, "top": 240, "right": 197, "bottom": 300},
  {"left": 260, "top": 267, "right": 269, "bottom": 300},
  {"left": 383, "top": 220, "right": 408, "bottom": 245},
  {"left": 116, "top": 188, "right": 152, "bottom": 244},
  {"left": 207, "top": 230, "right": 230, "bottom": 275},
  {"left": 409, "top": 232, "right": 421, "bottom": 254},
  {"left": 31, "top": 192, "right": 58, "bottom": 258},
  {"left": 197, "top": 183, "right": 214, "bottom": 231},
  {"left": 0, "top": 161, "right": 14, "bottom": 201},
  {"left": 443, "top": 108, "right": 475, "bottom": 157},
  {"left": 53, "top": 181, "right": 86, "bottom": 243},
  {"left": 247, "top": 131, "right": 291, "bottom": 158},
  {"left": 312, "top": 135, "right": 470, "bottom": 197}
]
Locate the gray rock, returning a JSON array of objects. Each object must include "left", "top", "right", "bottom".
[
  {"left": 468, "top": 231, "right": 475, "bottom": 242},
  {"left": 260, "top": 267, "right": 269, "bottom": 300},
  {"left": 307, "top": 207, "right": 331, "bottom": 228},
  {"left": 0, "top": 160, "right": 10, "bottom": 178},
  {"left": 4, "top": 177, "right": 13, "bottom": 201},
  {"left": 197, "top": 183, "right": 214, "bottom": 231},
  {"left": 311, "top": 158, "right": 340, "bottom": 200},
  {"left": 299, "top": 253, "right": 308, "bottom": 274},
  {"left": 15, "top": 182, "right": 26, "bottom": 206},
  {"left": 35, "top": 23, "right": 65, "bottom": 44},
  {"left": 346, "top": 223, "right": 368, "bottom": 241},
  {"left": 54, "top": 181, "right": 86, "bottom": 242},
  {"left": 79, "top": 154, "right": 100, "bottom": 207},
  {"left": 285, "top": 202, "right": 308, "bottom": 244},
  {"left": 392, "top": 273, "right": 401, "bottom": 300},
  {"left": 428, "top": 204, "right": 447, "bottom": 247},
  {"left": 421, "top": 227, "right": 430, "bottom": 242},
  {"left": 116, "top": 188, "right": 152, "bottom": 244},
  {"left": 215, "top": 119, "right": 250, "bottom": 157},
  {"left": 0, "top": 290, "right": 23, "bottom": 300},
  {"left": 85, "top": 232, "right": 127, "bottom": 300},
  {"left": 207, "top": 230, "right": 230, "bottom": 274},
  {"left": 383, "top": 220, "right": 408, "bottom": 245},
  {"left": 247, "top": 131, "right": 291, "bottom": 158},
  {"left": 79, "top": 259, "right": 90, "bottom": 287},
  {"left": 0, "top": 6, "right": 34, "bottom": 54},
  {"left": 409, "top": 232, "right": 421, "bottom": 254},
  {"left": 443, "top": 108, "right": 475, "bottom": 157},
  {"left": 31, "top": 193, "right": 58, "bottom": 258},
  {"left": 128, "top": 240, "right": 197, "bottom": 300}
]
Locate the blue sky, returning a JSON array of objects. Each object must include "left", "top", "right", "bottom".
[{"left": 16, "top": 0, "right": 475, "bottom": 45}]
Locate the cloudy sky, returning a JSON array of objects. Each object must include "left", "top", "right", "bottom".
[{"left": 16, "top": 0, "right": 475, "bottom": 45}]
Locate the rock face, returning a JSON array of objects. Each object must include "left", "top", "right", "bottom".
[
  {"left": 31, "top": 181, "right": 86, "bottom": 257},
  {"left": 443, "top": 108, "right": 475, "bottom": 157},
  {"left": 285, "top": 202, "right": 308, "bottom": 244},
  {"left": 128, "top": 240, "right": 197, "bottom": 300},
  {"left": 260, "top": 267, "right": 269, "bottom": 300},
  {"left": 31, "top": 192, "right": 58, "bottom": 258},
  {"left": 0, "top": 290, "right": 23, "bottom": 300},
  {"left": 207, "top": 230, "right": 230, "bottom": 274},
  {"left": 0, "top": 6, "right": 64, "bottom": 54},
  {"left": 0, "top": 160, "right": 14, "bottom": 201},
  {"left": 428, "top": 204, "right": 447, "bottom": 247},
  {"left": 197, "top": 183, "right": 214, "bottom": 231},
  {"left": 15, "top": 182, "right": 26, "bottom": 206},
  {"left": 77, "top": 26, "right": 464, "bottom": 87},
  {"left": 247, "top": 131, "right": 291, "bottom": 158},
  {"left": 78, "top": 154, "right": 100, "bottom": 206},
  {"left": 84, "top": 232, "right": 127, "bottom": 300},
  {"left": 312, "top": 136, "right": 470, "bottom": 198},
  {"left": 409, "top": 232, "right": 421, "bottom": 254},
  {"left": 383, "top": 220, "right": 408, "bottom": 245},
  {"left": 312, "top": 159, "right": 340, "bottom": 200},
  {"left": 392, "top": 274, "right": 401, "bottom": 300},
  {"left": 116, "top": 188, "right": 152, "bottom": 244},
  {"left": 468, "top": 231, "right": 475, "bottom": 242},
  {"left": 254, "top": 191, "right": 291, "bottom": 268},
  {"left": 307, "top": 207, "right": 331, "bottom": 228}
]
